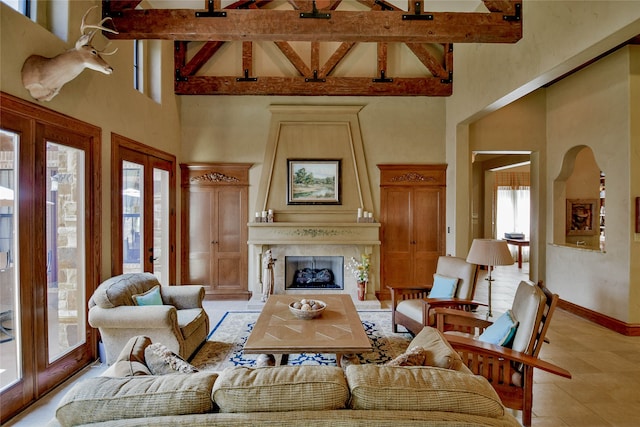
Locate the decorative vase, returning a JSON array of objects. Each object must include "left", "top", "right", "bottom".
[{"left": 357, "top": 281, "right": 367, "bottom": 301}]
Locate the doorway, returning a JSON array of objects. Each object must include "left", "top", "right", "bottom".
[
  {"left": 0, "top": 94, "right": 100, "bottom": 422},
  {"left": 111, "top": 134, "right": 176, "bottom": 284},
  {"left": 471, "top": 152, "right": 531, "bottom": 268}
]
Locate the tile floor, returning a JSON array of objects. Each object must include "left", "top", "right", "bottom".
[{"left": 6, "top": 263, "right": 640, "bottom": 426}]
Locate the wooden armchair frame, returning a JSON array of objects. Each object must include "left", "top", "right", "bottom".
[
  {"left": 434, "top": 281, "right": 571, "bottom": 426},
  {"left": 388, "top": 256, "right": 481, "bottom": 335}
]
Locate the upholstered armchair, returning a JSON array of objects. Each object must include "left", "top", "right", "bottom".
[
  {"left": 388, "top": 256, "right": 480, "bottom": 335},
  {"left": 88, "top": 273, "right": 209, "bottom": 365},
  {"left": 434, "top": 280, "right": 571, "bottom": 427}
]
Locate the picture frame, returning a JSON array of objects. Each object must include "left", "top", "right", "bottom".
[
  {"left": 287, "top": 159, "right": 341, "bottom": 205},
  {"left": 566, "top": 199, "right": 598, "bottom": 236}
]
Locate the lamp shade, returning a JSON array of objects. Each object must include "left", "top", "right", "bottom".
[{"left": 466, "top": 239, "right": 514, "bottom": 267}]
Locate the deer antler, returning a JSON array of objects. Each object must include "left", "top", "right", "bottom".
[{"left": 76, "top": 6, "right": 118, "bottom": 49}]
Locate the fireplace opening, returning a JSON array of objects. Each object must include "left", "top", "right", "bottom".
[{"left": 285, "top": 256, "right": 344, "bottom": 289}]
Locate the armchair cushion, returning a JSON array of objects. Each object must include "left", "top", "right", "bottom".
[
  {"left": 429, "top": 274, "right": 458, "bottom": 298},
  {"left": 132, "top": 285, "right": 163, "bottom": 306},
  {"left": 89, "top": 273, "right": 161, "bottom": 309},
  {"left": 478, "top": 310, "right": 518, "bottom": 347}
]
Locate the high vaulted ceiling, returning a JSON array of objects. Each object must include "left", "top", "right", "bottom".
[{"left": 101, "top": 0, "right": 523, "bottom": 96}]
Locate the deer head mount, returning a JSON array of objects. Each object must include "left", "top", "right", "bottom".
[{"left": 21, "top": 6, "right": 118, "bottom": 102}]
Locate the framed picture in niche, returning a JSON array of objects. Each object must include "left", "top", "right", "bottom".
[
  {"left": 566, "top": 199, "right": 598, "bottom": 236},
  {"left": 287, "top": 159, "right": 341, "bottom": 205}
]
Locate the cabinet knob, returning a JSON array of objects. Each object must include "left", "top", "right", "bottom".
[{"left": 211, "top": 241, "right": 218, "bottom": 244}]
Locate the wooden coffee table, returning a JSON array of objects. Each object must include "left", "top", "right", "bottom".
[{"left": 244, "top": 294, "right": 372, "bottom": 366}]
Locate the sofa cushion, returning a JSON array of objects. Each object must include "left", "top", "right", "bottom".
[
  {"left": 110, "top": 335, "right": 153, "bottom": 377},
  {"left": 429, "top": 274, "right": 458, "bottom": 298},
  {"left": 55, "top": 373, "right": 217, "bottom": 427},
  {"left": 406, "top": 327, "right": 463, "bottom": 370},
  {"left": 345, "top": 365, "right": 505, "bottom": 418},
  {"left": 132, "top": 285, "right": 163, "bottom": 306},
  {"left": 144, "top": 343, "right": 199, "bottom": 375},
  {"left": 89, "top": 273, "right": 161, "bottom": 308},
  {"left": 213, "top": 366, "right": 349, "bottom": 413}
]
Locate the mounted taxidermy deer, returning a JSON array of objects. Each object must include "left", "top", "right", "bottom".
[{"left": 21, "top": 6, "right": 118, "bottom": 102}]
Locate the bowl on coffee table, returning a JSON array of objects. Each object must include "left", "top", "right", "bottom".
[{"left": 289, "top": 299, "right": 326, "bottom": 320}]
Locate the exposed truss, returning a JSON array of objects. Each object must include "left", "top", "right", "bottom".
[{"left": 101, "top": 0, "right": 522, "bottom": 96}]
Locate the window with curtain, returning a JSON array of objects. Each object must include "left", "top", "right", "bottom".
[{"left": 495, "top": 171, "right": 530, "bottom": 262}]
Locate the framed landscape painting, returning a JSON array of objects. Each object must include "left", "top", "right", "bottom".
[{"left": 287, "top": 159, "right": 341, "bottom": 205}]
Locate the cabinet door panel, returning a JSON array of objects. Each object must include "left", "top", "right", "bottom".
[
  {"left": 384, "top": 189, "right": 412, "bottom": 253},
  {"left": 216, "top": 258, "right": 241, "bottom": 288},
  {"left": 381, "top": 188, "right": 413, "bottom": 286},
  {"left": 414, "top": 188, "right": 441, "bottom": 252},
  {"left": 217, "top": 189, "right": 243, "bottom": 253},
  {"left": 186, "top": 191, "right": 213, "bottom": 288},
  {"left": 414, "top": 188, "right": 444, "bottom": 287}
]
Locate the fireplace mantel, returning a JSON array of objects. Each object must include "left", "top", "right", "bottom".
[{"left": 248, "top": 222, "right": 380, "bottom": 246}]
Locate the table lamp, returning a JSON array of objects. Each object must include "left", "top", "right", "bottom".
[{"left": 466, "top": 239, "right": 514, "bottom": 317}]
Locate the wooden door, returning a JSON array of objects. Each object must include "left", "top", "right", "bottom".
[
  {"left": 378, "top": 164, "right": 446, "bottom": 298},
  {"left": 181, "top": 164, "right": 251, "bottom": 299}
]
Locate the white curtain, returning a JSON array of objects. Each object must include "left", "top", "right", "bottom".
[{"left": 496, "top": 186, "right": 530, "bottom": 262}]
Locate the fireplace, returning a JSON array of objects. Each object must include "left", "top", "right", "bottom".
[{"left": 285, "top": 256, "right": 344, "bottom": 290}]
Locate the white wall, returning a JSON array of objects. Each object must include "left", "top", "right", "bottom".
[{"left": 546, "top": 48, "right": 636, "bottom": 323}]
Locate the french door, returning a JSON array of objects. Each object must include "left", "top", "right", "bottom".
[
  {"left": 0, "top": 93, "right": 100, "bottom": 422},
  {"left": 111, "top": 134, "right": 176, "bottom": 283}
]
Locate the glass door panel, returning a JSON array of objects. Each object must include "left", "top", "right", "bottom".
[
  {"left": 45, "top": 142, "right": 87, "bottom": 362},
  {"left": 0, "top": 129, "right": 19, "bottom": 391},
  {"left": 152, "top": 167, "right": 169, "bottom": 283},
  {"left": 122, "top": 161, "right": 144, "bottom": 274}
]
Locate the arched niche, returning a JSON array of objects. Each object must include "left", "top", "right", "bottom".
[{"left": 553, "top": 145, "right": 604, "bottom": 250}]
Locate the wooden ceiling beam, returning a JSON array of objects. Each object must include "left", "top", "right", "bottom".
[
  {"left": 175, "top": 76, "right": 452, "bottom": 96},
  {"left": 102, "top": 7, "right": 522, "bottom": 43}
]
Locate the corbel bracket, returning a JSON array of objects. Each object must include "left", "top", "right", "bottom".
[
  {"left": 305, "top": 70, "right": 326, "bottom": 83},
  {"left": 102, "top": 0, "right": 123, "bottom": 18},
  {"left": 403, "top": 2, "right": 433, "bottom": 21},
  {"left": 236, "top": 69, "right": 258, "bottom": 82},
  {"left": 175, "top": 69, "right": 188, "bottom": 82},
  {"left": 373, "top": 70, "right": 394, "bottom": 83},
  {"left": 196, "top": 0, "right": 227, "bottom": 18},
  {"left": 300, "top": 1, "right": 331, "bottom": 19},
  {"left": 503, "top": 3, "right": 521, "bottom": 22}
]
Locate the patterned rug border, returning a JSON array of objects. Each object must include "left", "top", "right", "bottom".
[{"left": 191, "top": 310, "right": 412, "bottom": 371}]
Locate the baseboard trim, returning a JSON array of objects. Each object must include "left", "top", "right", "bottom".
[{"left": 558, "top": 299, "right": 640, "bottom": 336}]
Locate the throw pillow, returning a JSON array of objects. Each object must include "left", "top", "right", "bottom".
[
  {"left": 110, "top": 335, "right": 153, "bottom": 377},
  {"left": 478, "top": 309, "right": 519, "bottom": 347},
  {"left": 144, "top": 343, "right": 199, "bottom": 375},
  {"left": 132, "top": 285, "right": 163, "bottom": 306},
  {"left": 429, "top": 274, "right": 459, "bottom": 298},
  {"left": 386, "top": 346, "right": 431, "bottom": 367}
]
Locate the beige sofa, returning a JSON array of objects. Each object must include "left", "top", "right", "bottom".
[
  {"left": 48, "top": 328, "right": 521, "bottom": 427},
  {"left": 88, "top": 273, "right": 209, "bottom": 365}
]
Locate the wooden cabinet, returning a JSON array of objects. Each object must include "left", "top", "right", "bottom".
[
  {"left": 181, "top": 163, "right": 252, "bottom": 300},
  {"left": 378, "top": 164, "right": 446, "bottom": 294}
]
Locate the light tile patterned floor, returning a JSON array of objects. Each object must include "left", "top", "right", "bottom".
[{"left": 6, "top": 263, "right": 640, "bottom": 426}]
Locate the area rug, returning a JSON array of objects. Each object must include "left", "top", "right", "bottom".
[{"left": 190, "top": 310, "right": 413, "bottom": 371}]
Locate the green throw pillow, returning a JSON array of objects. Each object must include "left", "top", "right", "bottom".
[{"left": 132, "top": 285, "right": 163, "bottom": 306}]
